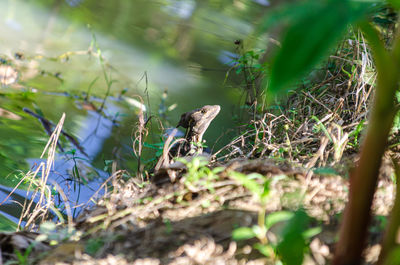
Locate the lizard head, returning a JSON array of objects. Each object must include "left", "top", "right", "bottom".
[{"left": 176, "top": 105, "right": 220, "bottom": 135}]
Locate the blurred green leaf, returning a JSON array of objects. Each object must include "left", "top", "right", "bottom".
[
  {"left": 266, "top": 0, "right": 369, "bottom": 95},
  {"left": 211, "top": 167, "right": 225, "bottom": 174},
  {"left": 85, "top": 238, "right": 105, "bottom": 256},
  {"left": 232, "top": 227, "right": 256, "bottom": 240},
  {"left": 302, "top": 226, "right": 322, "bottom": 239},
  {"left": 260, "top": 180, "right": 271, "bottom": 203},
  {"left": 252, "top": 225, "right": 266, "bottom": 238},
  {"left": 386, "top": 0, "right": 400, "bottom": 8},
  {"left": 265, "top": 211, "right": 294, "bottom": 229},
  {"left": 143, "top": 142, "right": 164, "bottom": 149},
  {"left": 230, "top": 172, "right": 264, "bottom": 198},
  {"left": 277, "top": 210, "right": 311, "bottom": 265},
  {"left": 258, "top": 1, "right": 323, "bottom": 33},
  {"left": 312, "top": 167, "right": 339, "bottom": 176},
  {"left": 254, "top": 243, "right": 275, "bottom": 257},
  {"left": 383, "top": 246, "right": 400, "bottom": 265},
  {"left": 0, "top": 214, "right": 17, "bottom": 232}
]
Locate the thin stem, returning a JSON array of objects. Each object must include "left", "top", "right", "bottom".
[{"left": 333, "top": 23, "right": 400, "bottom": 265}]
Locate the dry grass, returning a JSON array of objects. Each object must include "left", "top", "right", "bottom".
[
  {"left": 20, "top": 113, "right": 72, "bottom": 231},
  {"left": 0, "top": 114, "right": 72, "bottom": 232},
  {"left": 215, "top": 32, "right": 375, "bottom": 172},
  {"left": 3, "top": 32, "right": 398, "bottom": 265}
]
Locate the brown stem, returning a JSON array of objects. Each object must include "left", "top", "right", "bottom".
[
  {"left": 333, "top": 22, "right": 399, "bottom": 265},
  {"left": 377, "top": 159, "right": 400, "bottom": 265},
  {"left": 333, "top": 102, "right": 396, "bottom": 265}
]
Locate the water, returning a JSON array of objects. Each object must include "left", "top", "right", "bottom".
[{"left": 0, "top": 0, "right": 268, "bottom": 228}]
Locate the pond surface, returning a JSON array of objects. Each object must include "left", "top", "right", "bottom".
[{"left": 0, "top": 0, "right": 269, "bottom": 228}]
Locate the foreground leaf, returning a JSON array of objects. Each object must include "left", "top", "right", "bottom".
[
  {"left": 265, "top": 211, "right": 294, "bottom": 229},
  {"left": 277, "top": 210, "right": 310, "bottom": 265},
  {"left": 266, "top": 0, "right": 369, "bottom": 95},
  {"left": 232, "top": 227, "right": 256, "bottom": 240}
]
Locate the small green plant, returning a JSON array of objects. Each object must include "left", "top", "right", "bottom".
[
  {"left": 36, "top": 221, "right": 77, "bottom": 245},
  {"left": 85, "top": 238, "right": 105, "bottom": 256},
  {"left": 177, "top": 156, "right": 224, "bottom": 192},
  {"left": 14, "top": 243, "right": 34, "bottom": 265},
  {"left": 232, "top": 209, "right": 295, "bottom": 258},
  {"left": 163, "top": 218, "right": 173, "bottom": 234},
  {"left": 348, "top": 120, "right": 365, "bottom": 148},
  {"left": 258, "top": 1, "right": 400, "bottom": 263},
  {"left": 227, "top": 44, "right": 267, "bottom": 113},
  {"left": 230, "top": 171, "right": 320, "bottom": 263},
  {"left": 103, "top": 159, "right": 114, "bottom": 173},
  {"left": 88, "top": 28, "right": 116, "bottom": 112}
]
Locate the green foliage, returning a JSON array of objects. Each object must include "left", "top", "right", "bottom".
[
  {"left": 230, "top": 172, "right": 270, "bottom": 204},
  {"left": 143, "top": 141, "right": 165, "bottom": 157},
  {"left": 369, "top": 215, "right": 388, "bottom": 234},
  {"left": 311, "top": 116, "right": 332, "bottom": 142},
  {"left": 232, "top": 226, "right": 256, "bottom": 241},
  {"left": 234, "top": 49, "right": 265, "bottom": 76},
  {"left": 391, "top": 91, "right": 400, "bottom": 133},
  {"left": 233, "top": 208, "right": 319, "bottom": 263},
  {"left": 228, "top": 44, "right": 268, "bottom": 111},
  {"left": 0, "top": 213, "right": 18, "bottom": 232},
  {"left": 163, "top": 218, "right": 173, "bottom": 234},
  {"left": 230, "top": 171, "right": 320, "bottom": 262},
  {"left": 312, "top": 167, "right": 339, "bottom": 176},
  {"left": 178, "top": 156, "right": 224, "bottom": 192},
  {"left": 37, "top": 221, "right": 77, "bottom": 245},
  {"left": 276, "top": 210, "right": 310, "bottom": 265},
  {"left": 264, "top": 0, "right": 369, "bottom": 95},
  {"left": 386, "top": 0, "right": 400, "bottom": 8},
  {"left": 265, "top": 211, "right": 295, "bottom": 229},
  {"left": 85, "top": 238, "right": 105, "bottom": 256},
  {"left": 232, "top": 211, "right": 296, "bottom": 258},
  {"left": 260, "top": 0, "right": 400, "bottom": 263},
  {"left": 14, "top": 243, "right": 34, "bottom": 265},
  {"left": 103, "top": 159, "right": 114, "bottom": 173},
  {"left": 383, "top": 246, "right": 400, "bottom": 265},
  {"left": 348, "top": 120, "right": 366, "bottom": 147}
]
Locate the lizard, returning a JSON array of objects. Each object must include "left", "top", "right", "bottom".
[{"left": 154, "top": 105, "right": 220, "bottom": 179}]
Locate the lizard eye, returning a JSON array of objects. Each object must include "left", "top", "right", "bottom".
[{"left": 201, "top": 109, "right": 206, "bottom": 114}]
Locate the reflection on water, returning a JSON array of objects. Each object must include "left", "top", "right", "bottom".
[{"left": 0, "top": 0, "right": 268, "bottom": 228}]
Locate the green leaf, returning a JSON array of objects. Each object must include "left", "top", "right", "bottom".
[
  {"left": 0, "top": 213, "right": 17, "bottom": 232},
  {"left": 143, "top": 142, "right": 164, "bottom": 150},
  {"left": 258, "top": 1, "right": 322, "bottom": 33},
  {"left": 85, "top": 238, "right": 105, "bottom": 256},
  {"left": 302, "top": 226, "right": 322, "bottom": 239},
  {"left": 260, "top": 180, "right": 271, "bottom": 203},
  {"left": 386, "top": 0, "right": 400, "bottom": 8},
  {"left": 312, "top": 167, "right": 339, "bottom": 176},
  {"left": 254, "top": 243, "right": 275, "bottom": 257},
  {"left": 230, "top": 172, "right": 263, "bottom": 197},
  {"left": 266, "top": 0, "right": 369, "bottom": 95},
  {"left": 277, "top": 210, "right": 311, "bottom": 265},
  {"left": 265, "top": 211, "right": 295, "bottom": 229},
  {"left": 211, "top": 167, "right": 225, "bottom": 174},
  {"left": 252, "top": 225, "right": 266, "bottom": 238},
  {"left": 232, "top": 227, "right": 256, "bottom": 241}
]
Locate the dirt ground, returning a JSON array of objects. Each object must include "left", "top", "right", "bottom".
[{"left": 5, "top": 155, "right": 392, "bottom": 265}]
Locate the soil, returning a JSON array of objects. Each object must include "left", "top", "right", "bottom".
[{"left": 7, "top": 156, "right": 392, "bottom": 265}]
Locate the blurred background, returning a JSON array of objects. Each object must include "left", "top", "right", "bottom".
[{"left": 0, "top": 0, "right": 270, "bottom": 223}]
